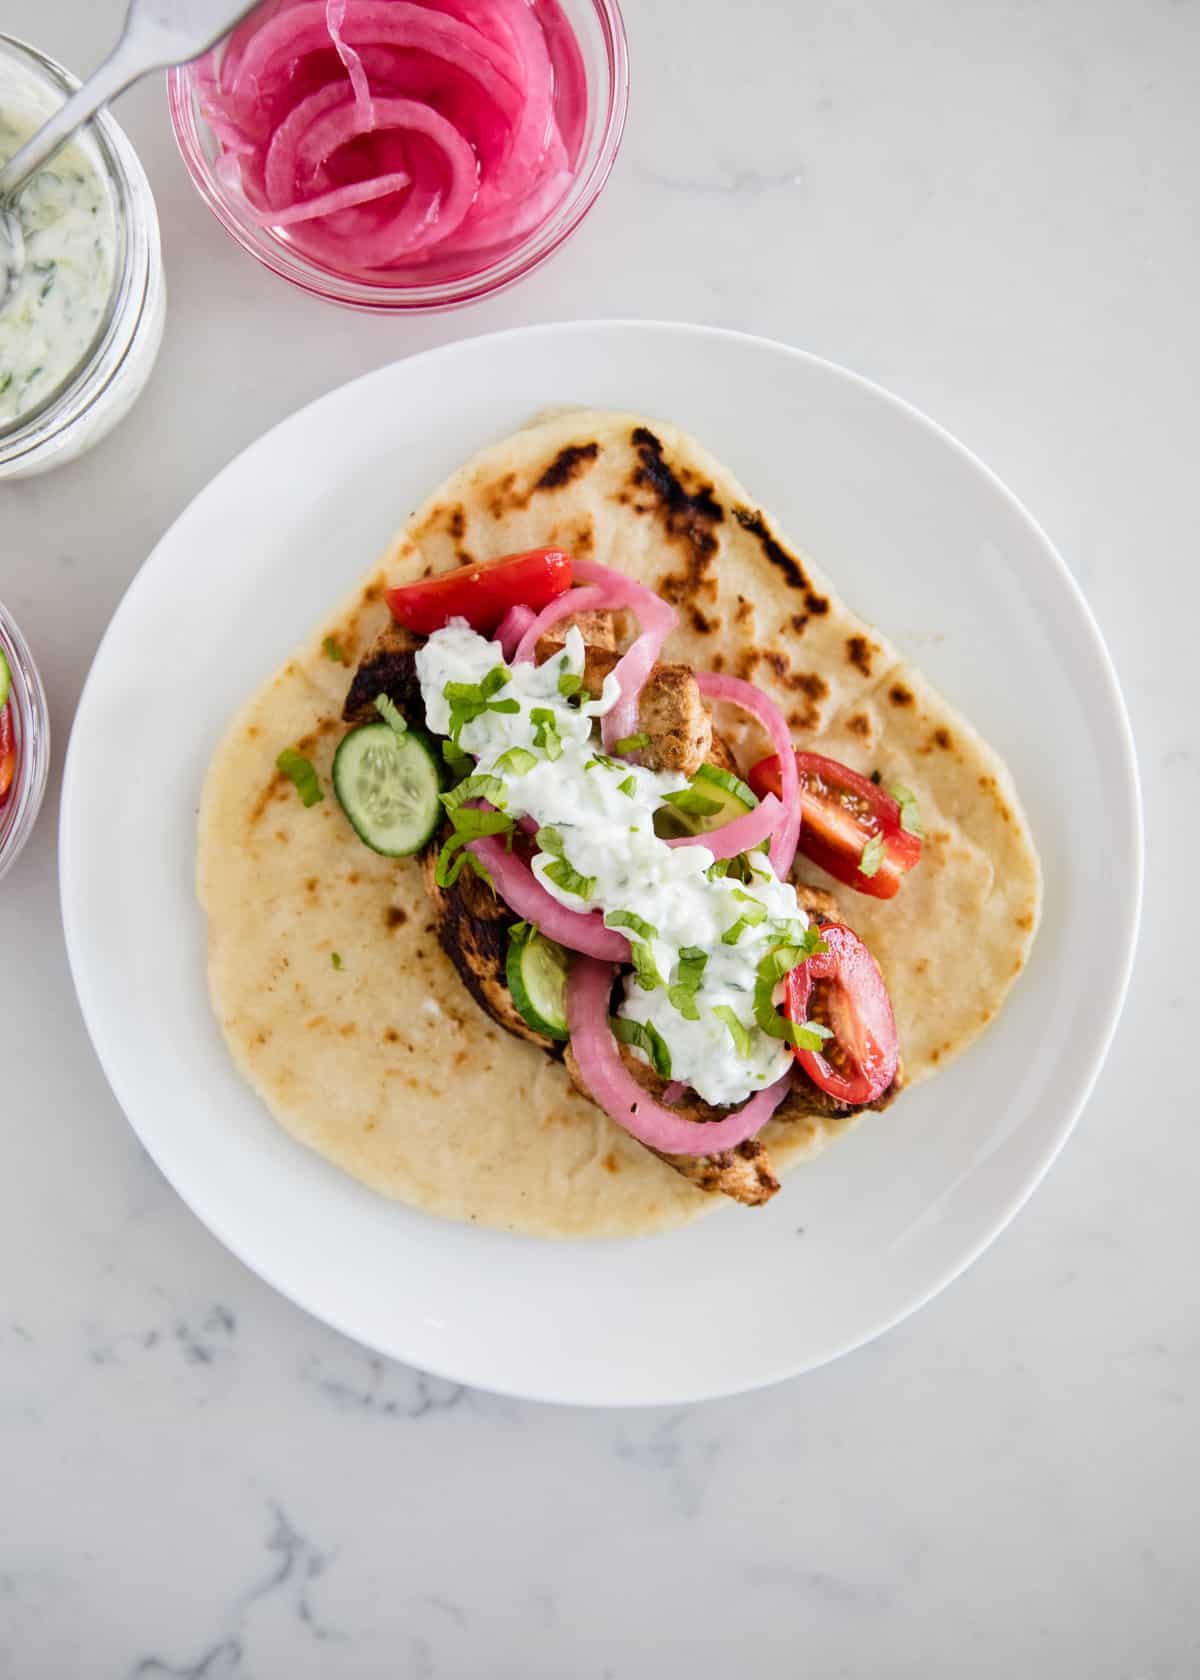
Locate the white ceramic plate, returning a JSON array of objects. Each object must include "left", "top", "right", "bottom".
[{"left": 60, "top": 323, "right": 1141, "bottom": 1407}]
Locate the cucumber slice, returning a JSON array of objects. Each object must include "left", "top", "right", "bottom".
[
  {"left": 655, "top": 762, "right": 758, "bottom": 838},
  {"left": 333, "top": 722, "right": 443, "bottom": 856},
  {"left": 506, "top": 925, "right": 570, "bottom": 1040}
]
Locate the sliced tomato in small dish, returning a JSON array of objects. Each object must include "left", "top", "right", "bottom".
[
  {"left": 0, "top": 705, "right": 15, "bottom": 807},
  {"left": 784, "top": 923, "right": 898, "bottom": 1104},
  {"left": 748, "top": 750, "right": 922, "bottom": 899},
  {"left": 385, "top": 548, "right": 572, "bottom": 637}
]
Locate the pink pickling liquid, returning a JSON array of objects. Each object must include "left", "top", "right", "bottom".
[{"left": 193, "top": 0, "right": 588, "bottom": 281}]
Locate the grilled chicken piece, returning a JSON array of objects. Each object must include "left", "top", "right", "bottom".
[
  {"left": 704, "top": 726, "right": 740, "bottom": 776},
  {"left": 534, "top": 609, "right": 619, "bottom": 688},
  {"left": 563, "top": 1043, "right": 781, "bottom": 1208},
  {"left": 343, "top": 620, "right": 425, "bottom": 726},
  {"left": 536, "top": 641, "right": 712, "bottom": 777},
  {"left": 419, "top": 841, "right": 556, "bottom": 1051}
]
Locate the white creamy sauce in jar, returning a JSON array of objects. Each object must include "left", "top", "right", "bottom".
[
  {"left": 0, "top": 109, "right": 117, "bottom": 426},
  {"left": 417, "top": 621, "right": 816, "bottom": 1107}
]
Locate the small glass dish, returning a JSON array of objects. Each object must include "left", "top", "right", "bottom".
[
  {"left": 0, "top": 35, "right": 165, "bottom": 481},
  {"left": 167, "top": 0, "right": 628, "bottom": 312},
  {"left": 0, "top": 602, "right": 50, "bottom": 884}
]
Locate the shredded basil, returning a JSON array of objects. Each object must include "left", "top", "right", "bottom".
[
  {"left": 666, "top": 946, "right": 707, "bottom": 1019},
  {"left": 544, "top": 857, "right": 595, "bottom": 899},
  {"left": 441, "top": 773, "right": 505, "bottom": 815},
  {"left": 537, "top": 825, "right": 565, "bottom": 857},
  {"left": 445, "top": 666, "right": 516, "bottom": 739},
  {"left": 617, "top": 775, "right": 637, "bottom": 798},
  {"left": 752, "top": 933, "right": 828, "bottom": 1049},
  {"left": 629, "top": 941, "right": 663, "bottom": 991},
  {"left": 610, "top": 1015, "right": 672, "bottom": 1080},
  {"left": 494, "top": 746, "right": 537, "bottom": 777},
  {"left": 435, "top": 807, "right": 512, "bottom": 888},
  {"left": 615, "top": 732, "right": 650, "bottom": 754},
  {"left": 530, "top": 708, "right": 563, "bottom": 761},
  {"left": 859, "top": 832, "right": 886, "bottom": 877},
  {"left": 374, "top": 693, "right": 407, "bottom": 735},
  {"left": 606, "top": 910, "right": 659, "bottom": 942},
  {"left": 888, "top": 781, "right": 924, "bottom": 838},
  {"left": 276, "top": 747, "right": 323, "bottom": 808},
  {"left": 667, "top": 985, "right": 701, "bottom": 1020},
  {"left": 330, "top": 951, "right": 343, "bottom": 970},
  {"left": 713, "top": 1005, "right": 753, "bottom": 1059},
  {"left": 441, "top": 738, "right": 473, "bottom": 784},
  {"left": 557, "top": 670, "right": 584, "bottom": 699}
]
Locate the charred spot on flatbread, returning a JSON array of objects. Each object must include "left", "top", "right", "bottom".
[
  {"left": 629, "top": 427, "right": 724, "bottom": 603},
  {"left": 732, "top": 507, "right": 830, "bottom": 617},
  {"left": 535, "top": 441, "right": 600, "bottom": 492}
]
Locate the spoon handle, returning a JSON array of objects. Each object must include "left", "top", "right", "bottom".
[{"left": 0, "top": 34, "right": 146, "bottom": 201}]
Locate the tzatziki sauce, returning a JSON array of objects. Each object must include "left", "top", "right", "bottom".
[
  {"left": 0, "top": 108, "right": 117, "bottom": 427},
  {"left": 417, "top": 621, "right": 815, "bottom": 1107}
]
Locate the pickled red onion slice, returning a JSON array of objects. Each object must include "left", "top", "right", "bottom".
[
  {"left": 191, "top": 0, "right": 586, "bottom": 276},
  {"left": 569, "top": 560, "right": 679, "bottom": 753},
  {"left": 665, "top": 792, "right": 784, "bottom": 859},
  {"left": 494, "top": 603, "right": 536, "bottom": 661},
  {"left": 467, "top": 834, "right": 631, "bottom": 962},
  {"left": 511, "top": 585, "right": 613, "bottom": 665},
  {"left": 566, "top": 958, "right": 794, "bottom": 1156},
  {"left": 695, "top": 672, "right": 801, "bottom": 877}
]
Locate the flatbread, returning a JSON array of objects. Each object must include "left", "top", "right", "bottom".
[{"left": 198, "top": 411, "right": 1041, "bottom": 1238}]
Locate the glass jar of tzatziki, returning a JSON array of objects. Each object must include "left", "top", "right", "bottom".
[{"left": 0, "top": 35, "right": 165, "bottom": 480}]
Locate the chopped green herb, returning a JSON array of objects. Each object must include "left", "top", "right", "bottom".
[
  {"left": 276, "top": 747, "right": 323, "bottom": 808},
  {"left": 0, "top": 373, "right": 12, "bottom": 397},
  {"left": 888, "top": 781, "right": 924, "bottom": 838},
  {"left": 544, "top": 857, "right": 595, "bottom": 900},
  {"left": 617, "top": 775, "right": 637, "bottom": 798},
  {"left": 557, "top": 670, "right": 584, "bottom": 699},
  {"left": 606, "top": 910, "right": 659, "bottom": 942},
  {"left": 610, "top": 1015, "right": 672, "bottom": 1080},
  {"left": 494, "top": 746, "right": 537, "bottom": 776},
  {"left": 752, "top": 934, "right": 829, "bottom": 1049},
  {"left": 667, "top": 985, "right": 701, "bottom": 1020},
  {"left": 677, "top": 947, "right": 709, "bottom": 989},
  {"left": 322, "top": 636, "right": 344, "bottom": 663},
  {"left": 585, "top": 752, "right": 619, "bottom": 772},
  {"left": 721, "top": 896, "right": 768, "bottom": 945},
  {"left": 614, "top": 732, "right": 651, "bottom": 755},
  {"left": 374, "top": 693, "right": 407, "bottom": 734},
  {"left": 441, "top": 773, "right": 505, "bottom": 815},
  {"left": 330, "top": 952, "right": 343, "bottom": 970},
  {"left": 713, "top": 1005, "right": 753, "bottom": 1059},
  {"left": 662, "top": 787, "right": 724, "bottom": 818},
  {"left": 536, "top": 825, "right": 565, "bottom": 857},
  {"left": 441, "top": 738, "right": 473, "bottom": 783},
  {"left": 629, "top": 941, "right": 663, "bottom": 991},
  {"left": 859, "top": 832, "right": 886, "bottom": 877},
  {"left": 444, "top": 667, "right": 516, "bottom": 739},
  {"left": 530, "top": 708, "right": 563, "bottom": 761},
  {"left": 435, "top": 807, "right": 513, "bottom": 889}
]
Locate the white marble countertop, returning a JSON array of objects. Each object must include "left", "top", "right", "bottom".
[{"left": 2, "top": 0, "right": 1194, "bottom": 1673}]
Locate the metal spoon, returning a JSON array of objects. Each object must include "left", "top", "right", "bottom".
[{"left": 0, "top": 0, "right": 261, "bottom": 310}]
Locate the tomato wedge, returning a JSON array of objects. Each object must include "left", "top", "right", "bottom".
[
  {"left": 784, "top": 923, "right": 898, "bottom": 1104},
  {"left": 0, "top": 704, "right": 15, "bottom": 807},
  {"left": 748, "top": 750, "right": 922, "bottom": 899},
  {"left": 385, "top": 548, "right": 572, "bottom": 637}
]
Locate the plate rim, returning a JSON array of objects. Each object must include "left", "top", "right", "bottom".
[{"left": 58, "top": 319, "right": 1144, "bottom": 1406}]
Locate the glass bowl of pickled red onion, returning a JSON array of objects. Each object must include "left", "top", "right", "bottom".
[{"left": 167, "top": 0, "right": 627, "bottom": 310}]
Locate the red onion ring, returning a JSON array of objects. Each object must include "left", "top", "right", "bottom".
[
  {"left": 566, "top": 958, "right": 794, "bottom": 1155},
  {"left": 664, "top": 792, "right": 784, "bottom": 858},
  {"left": 468, "top": 835, "right": 630, "bottom": 961},
  {"left": 695, "top": 672, "right": 800, "bottom": 876},
  {"left": 495, "top": 603, "right": 536, "bottom": 661},
  {"left": 511, "top": 585, "right": 613, "bottom": 666},
  {"left": 569, "top": 560, "right": 679, "bottom": 753}
]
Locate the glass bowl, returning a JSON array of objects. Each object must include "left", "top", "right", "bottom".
[
  {"left": 0, "top": 602, "right": 50, "bottom": 884},
  {"left": 167, "top": 0, "right": 628, "bottom": 312},
  {"left": 0, "top": 35, "right": 165, "bottom": 480}
]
